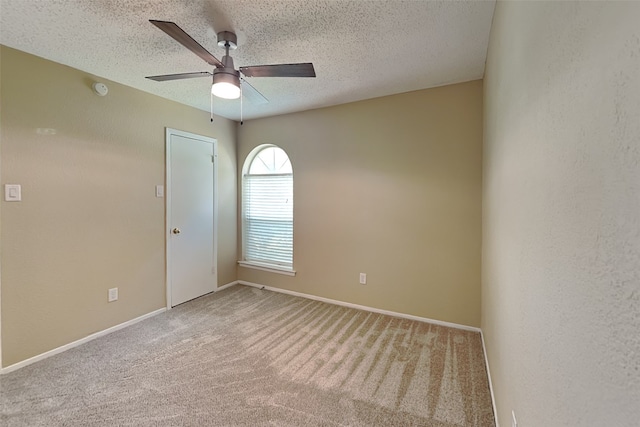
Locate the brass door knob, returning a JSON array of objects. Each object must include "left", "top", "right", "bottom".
[{"left": 172, "top": 228, "right": 181, "bottom": 234}]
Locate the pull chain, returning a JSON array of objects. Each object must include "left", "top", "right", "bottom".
[
  {"left": 210, "top": 85, "right": 214, "bottom": 123},
  {"left": 240, "top": 79, "right": 244, "bottom": 125}
]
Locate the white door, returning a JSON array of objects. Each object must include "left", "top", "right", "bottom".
[{"left": 167, "top": 129, "right": 217, "bottom": 307}]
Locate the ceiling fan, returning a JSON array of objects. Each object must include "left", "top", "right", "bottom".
[{"left": 146, "top": 20, "right": 316, "bottom": 112}]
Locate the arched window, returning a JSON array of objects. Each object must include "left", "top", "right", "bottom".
[{"left": 241, "top": 145, "right": 293, "bottom": 271}]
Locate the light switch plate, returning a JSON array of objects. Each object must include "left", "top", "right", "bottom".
[
  {"left": 5, "top": 184, "right": 21, "bottom": 201},
  {"left": 155, "top": 185, "right": 164, "bottom": 198}
]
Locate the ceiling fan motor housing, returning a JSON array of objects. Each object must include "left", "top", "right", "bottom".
[
  {"left": 213, "top": 66, "right": 240, "bottom": 81},
  {"left": 214, "top": 52, "right": 240, "bottom": 86}
]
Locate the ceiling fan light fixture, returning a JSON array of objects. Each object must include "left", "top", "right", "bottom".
[{"left": 212, "top": 69, "right": 240, "bottom": 99}]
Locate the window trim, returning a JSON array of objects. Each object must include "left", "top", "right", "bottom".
[
  {"left": 237, "top": 260, "right": 296, "bottom": 276},
  {"left": 240, "top": 144, "right": 294, "bottom": 272}
]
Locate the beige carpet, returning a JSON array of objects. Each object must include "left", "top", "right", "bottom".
[{"left": 1, "top": 285, "right": 495, "bottom": 426}]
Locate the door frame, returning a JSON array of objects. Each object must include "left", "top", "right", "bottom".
[{"left": 165, "top": 128, "right": 218, "bottom": 309}]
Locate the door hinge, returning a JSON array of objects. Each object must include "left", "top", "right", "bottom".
[{"left": 211, "top": 155, "right": 215, "bottom": 163}]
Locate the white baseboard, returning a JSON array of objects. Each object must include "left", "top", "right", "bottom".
[
  {"left": 1, "top": 307, "right": 166, "bottom": 375},
  {"left": 216, "top": 280, "right": 239, "bottom": 292},
  {"left": 237, "top": 280, "right": 481, "bottom": 333},
  {"left": 481, "top": 330, "right": 500, "bottom": 427}
]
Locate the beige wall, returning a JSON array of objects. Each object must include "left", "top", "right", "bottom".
[
  {"left": 0, "top": 46, "right": 237, "bottom": 367},
  {"left": 483, "top": 2, "right": 640, "bottom": 426},
  {"left": 238, "top": 81, "right": 483, "bottom": 327}
]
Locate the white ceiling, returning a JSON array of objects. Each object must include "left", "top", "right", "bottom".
[{"left": 0, "top": 0, "right": 495, "bottom": 122}]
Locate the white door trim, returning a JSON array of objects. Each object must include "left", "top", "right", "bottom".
[{"left": 165, "top": 128, "right": 218, "bottom": 309}]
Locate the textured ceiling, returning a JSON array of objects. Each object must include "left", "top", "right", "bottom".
[{"left": 0, "top": 0, "right": 495, "bottom": 121}]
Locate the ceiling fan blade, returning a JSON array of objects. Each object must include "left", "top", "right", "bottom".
[
  {"left": 146, "top": 71, "right": 212, "bottom": 82},
  {"left": 240, "top": 63, "right": 316, "bottom": 78},
  {"left": 241, "top": 79, "right": 269, "bottom": 105},
  {"left": 150, "top": 20, "right": 223, "bottom": 68}
]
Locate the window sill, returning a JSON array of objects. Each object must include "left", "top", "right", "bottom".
[{"left": 238, "top": 261, "right": 296, "bottom": 276}]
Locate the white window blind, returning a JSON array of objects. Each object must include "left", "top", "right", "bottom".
[{"left": 242, "top": 146, "right": 293, "bottom": 268}]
